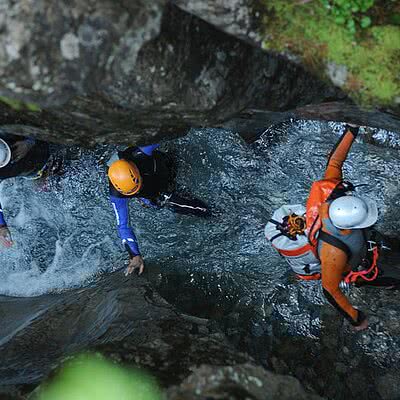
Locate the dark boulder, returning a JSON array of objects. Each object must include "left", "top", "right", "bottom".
[{"left": 0, "top": 270, "right": 322, "bottom": 400}]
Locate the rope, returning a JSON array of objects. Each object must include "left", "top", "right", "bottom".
[
  {"left": 344, "top": 246, "right": 379, "bottom": 283},
  {"left": 284, "top": 214, "right": 306, "bottom": 238}
]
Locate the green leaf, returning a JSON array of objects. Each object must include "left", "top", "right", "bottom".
[
  {"left": 347, "top": 19, "right": 356, "bottom": 34},
  {"left": 360, "top": 0, "right": 375, "bottom": 12},
  {"left": 347, "top": 19, "right": 356, "bottom": 28},
  {"left": 0, "top": 96, "right": 22, "bottom": 110},
  {"left": 360, "top": 16, "right": 372, "bottom": 28},
  {"left": 335, "top": 16, "right": 346, "bottom": 24},
  {"left": 26, "top": 102, "right": 41, "bottom": 112}
]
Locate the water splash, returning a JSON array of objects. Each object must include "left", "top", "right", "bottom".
[{"left": 1, "top": 121, "right": 400, "bottom": 391}]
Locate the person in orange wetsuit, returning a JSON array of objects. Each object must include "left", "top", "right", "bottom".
[
  {"left": 269, "top": 124, "right": 399, "bottom": 330},
  {"left": 317, "top": 124, "right": 377, "bottom": 331}
]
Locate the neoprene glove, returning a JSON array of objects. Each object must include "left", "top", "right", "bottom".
[
  {"left": 352, "top": 309, "right": 367, "bottom": 326},
  {"left": 344, "top": 124, "right": 359, "bottom": 137}
]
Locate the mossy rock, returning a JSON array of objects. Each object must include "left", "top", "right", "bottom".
[{"left": 261, "top": 1, "right": 400, "bottom": 108}]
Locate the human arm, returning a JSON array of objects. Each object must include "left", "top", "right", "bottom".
[
  {"left": 0, "top": 202, "right": 5, "bottom": 227},
  {"left": 110, "top": 195, "right": 144, "bottom": 274},
  {"left": 324, "top": 125, "right": 359, "bottom": 180},
  {"left": 138, "top": 144, "right": 160, "bottom": 156},
  {"left": 319, "top": 204, "right": 367, "bottom": 328},
  {"left": 0, "top": 201, "right": 13, "bottom": 248}
]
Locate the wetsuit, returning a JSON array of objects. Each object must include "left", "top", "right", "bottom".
[
  {"left": 318, "top": 126, "right": 400, "bottom": 326},
  {"left": 0, "top": 132, "right": 50, "bottom": 227},
  {"left": 109, "top": 144, "right": 209, "bottom": 257}
]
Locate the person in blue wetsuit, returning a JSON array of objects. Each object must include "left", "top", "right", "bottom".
[
  {"left": 0, "top": 130, "right": 50, "bottom": 248},
  {"left": 108, "top": 144, "right": 210, "bottom": 275}
]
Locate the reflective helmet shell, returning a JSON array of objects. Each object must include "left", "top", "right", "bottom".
[
  {"left": 108, "top": 159, "right": 143, "bottom": 196},
  {"left": 0, "top": 139, "right": 11, "bottom": 168},
  {"left": 329, "top": 195, "right": 378, "bottom": 229}
]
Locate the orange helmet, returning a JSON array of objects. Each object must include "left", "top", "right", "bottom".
[{"left": 108, "top": 159, "right": 143, "bottom": 195}]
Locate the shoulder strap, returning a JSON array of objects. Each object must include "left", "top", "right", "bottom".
[
  {"left": 318, "top": 230, "right": 352, "bottom": 259},
  {"left": 270, "top": 232, "right": 284, "bottom": 243},
  {"left": 307, "top": 215, "right": 320, "bottom": 243}
]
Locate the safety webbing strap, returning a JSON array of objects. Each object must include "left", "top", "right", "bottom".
[
  {"left": 318, "top": 230, "right": 352, "bottom": 259},
  {"left": 269, "top": 219, "right": 281, "bottom": 226},
  {"left": 297, "top": 273, "right": 321, "bottom": 281},
  {"left": 268, "top": 219, "right": 286, "bottom": 242},
  {"left": 270, "top": 232, "right": 284, "bottom": 243}
]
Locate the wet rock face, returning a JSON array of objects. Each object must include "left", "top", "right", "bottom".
[
  {"left": 174, "top": 1, "right": 400, "bottom": 115},
  {"left": 376, "top": 373, "right": 400, "bottom": 400},
  {"left": 172, "top": 0, "right": 265, "bottom": 45},
  {"left": 0, "top": 271, "right": 322, "bottom": 400},
  {"left": 1, "top": 1, "right": 399, "bottom": 146},
  {"left": 96, "top": 319, "right": 252, "bottom": 388},
  {"left": 0, "top": 273, "right": 177, "bottom": 385},
  {"left": 89, "top": 317, "right": 323, "bottom": 400},
  {"left": 0, "top": 2, "right": 343, "bottom": 145},
  {"left": 167, "top": 364, "right": 324, "bottom": 400},
  {"left": 0, "top": 0, "right": 166, "bottom": 107}
]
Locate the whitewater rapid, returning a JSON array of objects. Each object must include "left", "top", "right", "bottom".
[
  {"left": 1, "top": 121, "right": 399, "bottom": 300},
  {"left": 2, "top": 121, "right": 400, "bottom": 391}
]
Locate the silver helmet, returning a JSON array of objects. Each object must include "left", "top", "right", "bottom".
[
  {"left": 329, "top": 195, "right": 378, "bottom": 229},
  {"left": 0, "top": 139, "right": 11, "bottom": 168}
]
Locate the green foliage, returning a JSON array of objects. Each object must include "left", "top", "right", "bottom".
[
  {"left": 36, "top": 353, "right": 162, "bottom": 400},
  {"left": 320, "top": 0, "right": 374, "bottom": 34},
  {"left": 390, "top": 13, "right": 400, "bottom": 26},
  {"left": 0, "top": 96, "right": 24, "bottom": 110},
  {"left": 262, "top": 0, "right": 400, "bottom": 105},
  {"left": 0, "top": 96, "right": 41, "bottom": 112},
  {"left": 26, "top": 102, "right": 41, "bottom": 112}
]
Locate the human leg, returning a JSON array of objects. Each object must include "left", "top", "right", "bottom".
[{"left": 158, "top": 192, "right": 211, "bottom": 217}]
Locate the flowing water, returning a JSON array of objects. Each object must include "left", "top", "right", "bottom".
[{"left": 1, "top": 121, "right": 400, "bottom": 394}]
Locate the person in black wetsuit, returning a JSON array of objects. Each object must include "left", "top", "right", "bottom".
[
  {"left": 0, "top": 130, "right": 50, "bottom": 247},
  {"left": 108, "top": 144, "right": 210, "bottom": 275}
]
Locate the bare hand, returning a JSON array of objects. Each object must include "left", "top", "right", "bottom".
[
  {"left": 0, "top": 226, "right": 13, "bottom": 248},
  {"left": 125, "top": 255, "right": 144, "bottom": 276},
  {"left": 12, "top": 141, "right": 33, "bottom": 162},
  {"left": 354, "top": 318, "right": 368, "bottom": 331}
]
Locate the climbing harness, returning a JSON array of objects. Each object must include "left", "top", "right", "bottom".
[{"left": 344, "top": 241, "right": 379, "bottom": 284}]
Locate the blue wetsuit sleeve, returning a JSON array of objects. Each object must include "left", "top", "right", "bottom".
[
  {"left": 138, "top": 144, "right": 160, "bottom": 156},
  {"left": 139, "top": 197, "right": 157, "bottom": 207},
  {"left": 0, "top": 201, "right": 6, "bottom": 226},
  {"left": 110, "top": 195, "right": 140, "bottom": 257},
  {"left": 25, "top": 137, "right": 36, "bottom": 145}
]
